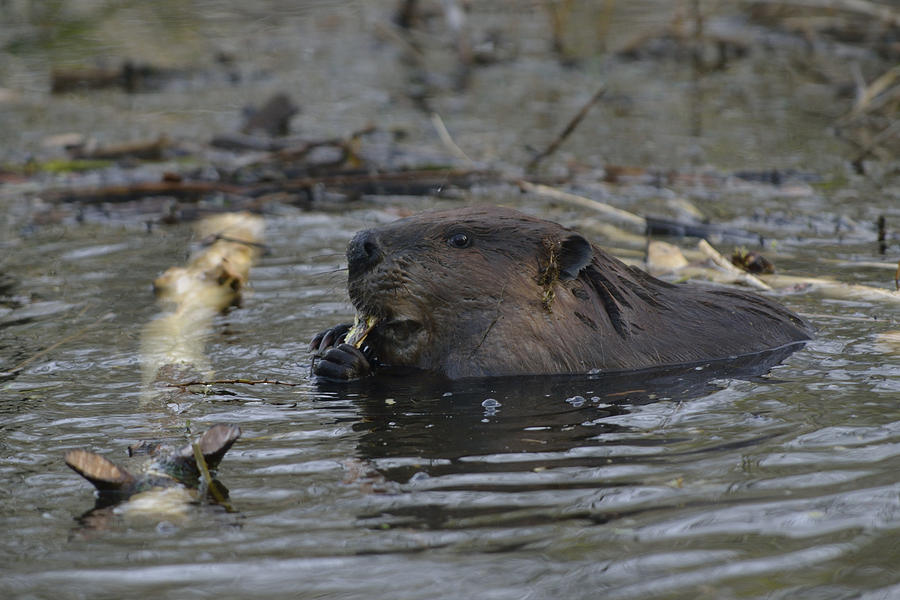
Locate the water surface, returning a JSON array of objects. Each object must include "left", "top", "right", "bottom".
[{"left": 1, "top": 2, "right": 899, "bottom": 599}]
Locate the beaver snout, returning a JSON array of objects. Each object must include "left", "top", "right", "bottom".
[{"left": 347, "top": 230, "right": 383, "bottom": 277}]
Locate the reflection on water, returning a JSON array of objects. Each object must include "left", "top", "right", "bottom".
[
  {"left": 326, "top": 349, "right": 804, "bottom": 535},
  {"left": 332, "top": 346, "right": 800, "bottom": 471}
]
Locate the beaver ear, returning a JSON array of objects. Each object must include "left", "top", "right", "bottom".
[{"left": 558, "top": 234, "right": 593, "bottom": 280}]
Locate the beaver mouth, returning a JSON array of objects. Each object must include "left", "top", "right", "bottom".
[
  {"left": 371, "top": 318, "right": 424, "bottom": 346},
  {"left": 346, "top": 272, "right": 426, "bottom": 362},
  {"left": 345, "top": 314, "right": 424, "bottom": 350}
]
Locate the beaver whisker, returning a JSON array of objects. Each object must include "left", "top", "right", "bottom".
[
  {"left": 307, "top": 251, "right": 349, "bottom": 260},
  {"left": 310, "top": 266, "right": 349, "bottom": 277}
]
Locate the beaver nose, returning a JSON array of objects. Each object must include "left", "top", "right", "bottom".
[{"left": 347, "top": 229, "right": 383, "bottom": 276}]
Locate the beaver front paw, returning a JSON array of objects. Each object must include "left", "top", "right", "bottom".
[
  {"left": 309, "top": 323, "right": 352, "bottom": 355},
  {"left": 313, "top": 343, "right": 372, "bottom": 380}
]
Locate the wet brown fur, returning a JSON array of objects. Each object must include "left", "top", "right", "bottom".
[{"left": 347, "top": 205, "right": 812, "bottom": 379}]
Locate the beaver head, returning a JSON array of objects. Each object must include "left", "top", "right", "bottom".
[
  {"left": 339, "top": 205, "right": 811, "bottom": 379},
  {"left": 345, "top": 205, "right": 599, "bottom": 377}
]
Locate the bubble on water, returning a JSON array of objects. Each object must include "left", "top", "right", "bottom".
[
  {"left": 566, "top": 395, "right": 586, "bottom": 407},
  {"left": 156, "top": 521, "right": 178, "bottom": 536},
  {"left": 482, "top": 398, "right": 500, "bottom": 417}
]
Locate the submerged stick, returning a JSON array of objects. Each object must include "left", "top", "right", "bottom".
[{"left": 527, "top": 86, "right": 606, "bottom": 171}]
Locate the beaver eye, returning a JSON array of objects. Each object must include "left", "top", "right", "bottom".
[{"left": 447, "top": 232, "right": 471, "bottom": 249}]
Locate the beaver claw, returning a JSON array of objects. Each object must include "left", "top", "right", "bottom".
[
  {"left": 313, "top": 343, "right": 372, "bottom": 380},
  {"left": 309, "top": 323, "right": 352, "bottom": 354}
]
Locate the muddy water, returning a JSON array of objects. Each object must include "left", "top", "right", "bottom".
[{"left": 2, "top": 2, "right": 900, "bottom": 600}]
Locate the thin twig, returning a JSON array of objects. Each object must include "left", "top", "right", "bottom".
[
  {"left": 270, "top": 125, "right": 377, "bottom": 162},
  {"left": 527, "top": 86, "right": 606, "bottom": 171},
  {"left": 199, "top": 234, "right": 270, "bottom": 252},
  {"left": 850, "top": 119, "right": 900, "bottom": 168},
  {"left": 851, "top": 65, "right": 900, "bottom": 117},
  {"left": 191, "top": 440, "right": 232, "bottom": 510},
  {"left": 168, "top": 378, "right": 303, "bottom": 388},
  {"left": 6, "top": 311, "right": 114, "bottom": 374}
]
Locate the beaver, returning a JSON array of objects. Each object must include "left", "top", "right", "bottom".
[{"left": 310, "top": 205, "right": 812, "bottom": 380}]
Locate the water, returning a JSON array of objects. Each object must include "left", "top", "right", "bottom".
[{"left": 2, "top": 2, "right": 899, "bottom": 599}]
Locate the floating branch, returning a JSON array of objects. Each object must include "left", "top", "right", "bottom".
[
  {"left": 142, "top": 212, "right": 266, "bottom": 395},
  {"left": 517, "top": 180, "right": 647, "bottom": 228},
  {"left": 41, "top": 167, "right": 496, "bottom": 206},
  {"left": 42, "top": 180, "right": 247, "bottom": 204}
]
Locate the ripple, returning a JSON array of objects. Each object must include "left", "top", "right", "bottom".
[
  {"left": 598, "top": 543, "right": 854, "bottom": 600},
  {"left": 635, "top": 483, "right": 900, "bottom": 541}
]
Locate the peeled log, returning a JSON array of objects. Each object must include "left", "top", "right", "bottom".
[{"left": 141, "top": 212, "right": 265, "bottom": 394}]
